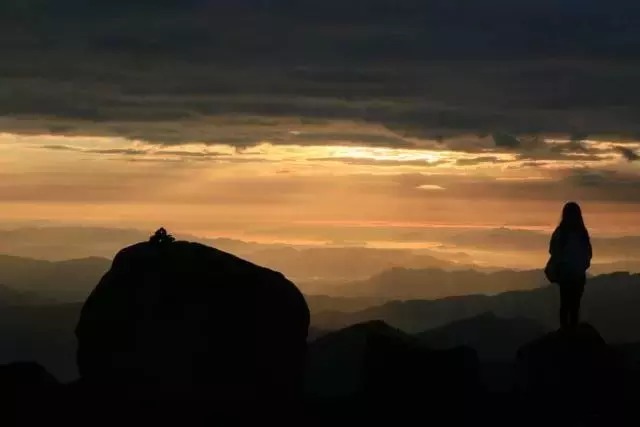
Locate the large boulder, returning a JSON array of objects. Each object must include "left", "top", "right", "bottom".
[{"left": 75, "top": 229, "right": 310, "bottom": 402}]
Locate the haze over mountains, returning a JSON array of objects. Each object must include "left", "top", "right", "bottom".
[
  {"left": 2, "top": 225, "right": 640, "bottom": 385},
  {"left": 313, "top": 272, "right": 640, "bottom": 342},
  {"left": 1, "top": 234, "right": 640, "bottom": 384},
  {"left": 1, "top": 224, "right": 640, "bottom": 304},
  {"left": 0, "top": 255, "right": 110, "bottom": 301},
  {"left": 2, "top": 225, "right": 640, "bottom": 281}
]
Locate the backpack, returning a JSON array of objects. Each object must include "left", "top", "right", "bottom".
[{"left": 544, "top": 256, "right": 560, "bottom": 284}]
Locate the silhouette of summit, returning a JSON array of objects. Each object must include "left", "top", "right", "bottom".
[
  {"left": 75, "top": 228, "right": 310, "bottom": 403},
  {"left": 515, "top": 323, "right": 628, "bottom": 424}
]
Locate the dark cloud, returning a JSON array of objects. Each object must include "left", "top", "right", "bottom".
[
  {"left": 1, "top": 1, "right": 640, "bottom": 147},
  {"left": 492, "top": 132, "right": 521, "bottom": 149},
  {"left": 310, "top": 157, "right": 449, "bottom": 167},
  {"left": 39, "top": 144, "right": 224, "bottom": 159},
  {"left": 564, "top": 140, "right": 590, "bottom": 153},
  {"left": 559, "top": 169, "right": 640, "bottom": 201},
  {"left": 455, "top": 156, "right": 511, "bottom": 166},
  {"left": 88, "top": 148, "right": 149, "bottom": 156},
  {"left": 504, "top": 170, "right": 640, "bottom": 202},
  {"left": 3, "top": 1, "right": 639, "bottom": 59},
  {"left": 516, "top": 152, "right": 614, "bottom": 162},
  {"left": 156, "top": 150, "right": 223, "bottom": 157},
  {"left": 40, "top": 145, "right": 77, "bottom": 151},
  {"left": 616, "top": 146, "right": 640, "bottom": 162},
  {"left": 512, "top": 139, "right": 618, "bottom": 162}
]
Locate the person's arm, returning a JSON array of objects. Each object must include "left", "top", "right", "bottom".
[{"left": 549, "top": 228, "right": 559, "bottom": 256}]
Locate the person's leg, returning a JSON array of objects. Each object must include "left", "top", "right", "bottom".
[
  {"left": 559, "top": 283, "right": 569, "bottom": 329},
  {"left": 569, "top": 276, "right": 586, "bottom": 327}
]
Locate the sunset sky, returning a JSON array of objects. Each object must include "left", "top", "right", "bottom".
[{"left": 2, "top": 1, "right": 640, "bottom": 250}]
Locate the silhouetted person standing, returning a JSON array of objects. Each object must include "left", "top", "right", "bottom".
[{"left": 547, "top": 202, "right": 592, "bottom": 329}]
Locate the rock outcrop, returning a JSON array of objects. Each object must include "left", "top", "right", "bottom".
[
  {"left": 515, "top": 324, "right": 626, "bottom": 424},
  {"left": 306, "top": 320, "right": 479, "bottom": 401},
  {"left": 75, "top": 229, "right": 310, "bottom": 403},
  {"left": 0, "top": 362, "right": 61, "bottom": 424}
]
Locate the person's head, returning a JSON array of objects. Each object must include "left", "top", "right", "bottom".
[{"left": 560, "top": 201, "right": 586, "bottom": 230}]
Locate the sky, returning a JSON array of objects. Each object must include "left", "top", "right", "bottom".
[{"left": 2, "top": 0, "right": 640, "bottom": 253}]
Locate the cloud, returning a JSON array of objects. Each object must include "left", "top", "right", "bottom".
[
  {"left": 154, "top": 150, "right": 223, "bottom": 157},
  {"left": 39, "top": 144, "right": 225, "bottom": 159},
  {"left": 520, "top": 161, "right": 550, "bottom": 168},
  {"left": 287, "top": 131, "right": 413, "bottom": 148},
  {"left": 558, "top": 169, "right": 640, "bottom": 200},
  {"left": 88, "top": 148, "right": 149, "bottom": 156},
  {"left": 516, "top": 152, "right": 614, "bottom": 162},
  {"left": 388, "top": 167, "right": 640, "bottom": 204},
  {"left": 1, "top": 1, "right": 640, "bottom": 148},
  {"left": 564, "top": 169, "right": 640, "bottom": 187},
  {"left": 310, "top": 157, "right": 448, "bottom": 167},
  {"left": 4, "top": 0, "right": 639, "bottom": 59},
  {"left": 492, "top": 132, "right": 521, "bottom": 149},
  {"left": 455, "top": 156, "right": 511, "bottom": 166},
  {"left": 616, "top": 146, "right": 640, "bottom": 162},
  {"left": 512, "top": 139, "right": 618, "bottom": 162},
  {"left": 40, "top": 145, "right": 78, "bottom": 151},
  {"left": 417, "top": 184, "right": 445, "bottom": 191}
]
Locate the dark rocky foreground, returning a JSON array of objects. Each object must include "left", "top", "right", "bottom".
[{"left": 2, "top": 231, "right": 640, "bottom": 425}]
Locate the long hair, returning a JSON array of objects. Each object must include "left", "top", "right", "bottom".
[{"left": 558, "top": 201, "right": 590, "bottom": 242}]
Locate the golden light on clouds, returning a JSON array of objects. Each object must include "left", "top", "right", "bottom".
[
  {"left": 417, "top": 184, "right": 446, "bottom": 191},
  {"left": 2, "top": 131, "right": 640, "bottom": 247}
]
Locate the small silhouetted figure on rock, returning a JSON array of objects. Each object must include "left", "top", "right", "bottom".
[
  {"left": 545, "top": 202, "right": 592, "bottom": 329},
  {"left": 149, "top": 227, "right": 175, "bottom": 244}
]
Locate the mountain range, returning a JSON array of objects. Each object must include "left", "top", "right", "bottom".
[
  {"left": 2, "top": 249, "right": 640, "bottom": 383},
  {"left": 0, "top": 253, "right": 534, "bottom": 302},
  {"left": 320, "top": 267, "right": 548, "bottom": 299},
  {"left": 313, "top": 272, "right": 640, "bottom": 343},
  {"left": 0, "top": 255, "right": 110, "bottom": 302}
]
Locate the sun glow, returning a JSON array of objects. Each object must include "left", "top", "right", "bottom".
[{"left": 326, "top": 146, "right": 445, "bottom": 163}]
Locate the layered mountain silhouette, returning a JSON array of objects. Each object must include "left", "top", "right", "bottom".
[
  {"left": 0, "top": 303, "right": 81, "bottom": 380},
  {"left": 0, "top": 255, "right": 110, "bottom": 301},
  {"left": 325, "top": 267, "right": 547, "bottom": 299},
  {"left": 4, "top": 270, "right": 640, "bottom": 382},
  {"left": 2, "top": 231, "right": 640, "bottom": 424},
  {"left": 305, "top": 320, "right": 479, "bottom": 408},
  {"left": 0, "top": 284, "right": 50, "bottom": 306},
  {"left": 314, "top": 272, "right": 640, "bottom": 342},
  {"left": 418, "top": 312, "right": 549, "bottom": 361},
  {"left": 246, "top": 246, "right": 471, "bottom": 282}
]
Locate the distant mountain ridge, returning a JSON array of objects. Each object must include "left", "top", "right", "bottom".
[
  {"left": 0, "top": 255, "right": 111, "bottom": 301},
  {"left": 418, "top": 312, "right": 549, "bottom": 360},
  {"left": 0, "top": 227, "right": 476, "bottom": 282},
  {"left": 313, "top": 272, "right": 640, "bottom": 343},
  {"left": 0, "top": 253, "right": 536, "bottom": 303},
  {"left": 325, "top": 266, "right": 547, "bottom": 299},
  {"left": 0, "top": 284, "right": 50, "bottom": 306},
  {"left": 0, "top": 302, "right": 82, "bottom": 381}
]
